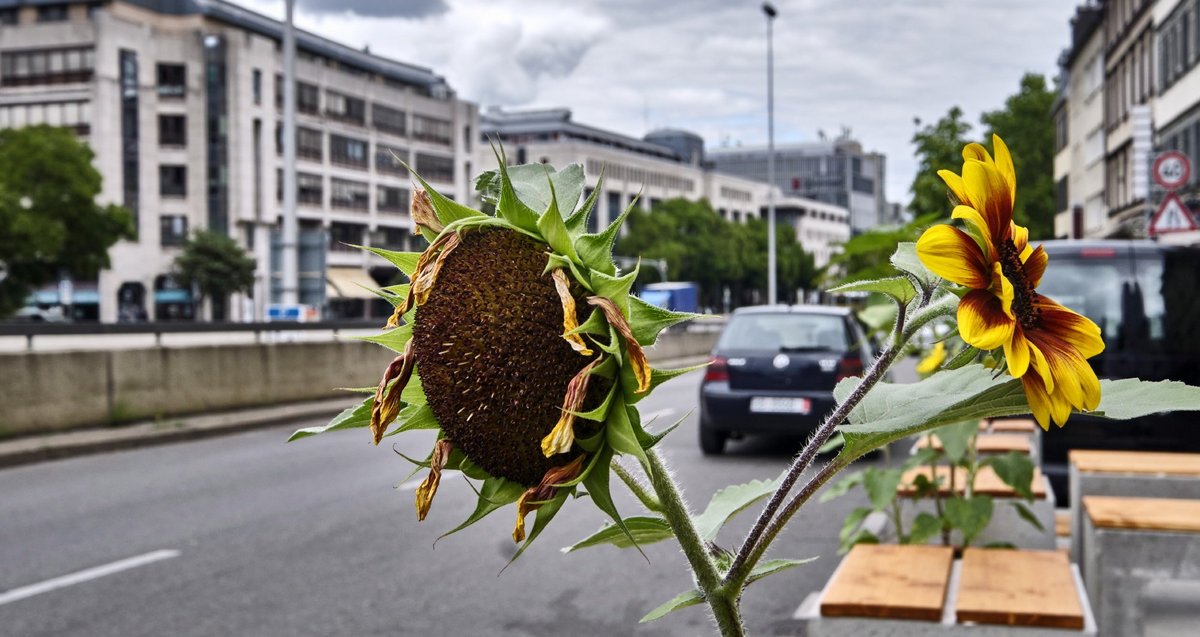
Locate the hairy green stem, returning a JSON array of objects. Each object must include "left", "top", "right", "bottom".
[
  {"left": 614, "top": 461, "right": 662, "bottom": 512},
  {"left": 644, "top": 449, "right": 743, "bottom": 636}
]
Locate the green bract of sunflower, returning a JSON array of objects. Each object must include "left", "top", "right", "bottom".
[{"left": 291, "top": 148, "right": 701, "bottom": 560}]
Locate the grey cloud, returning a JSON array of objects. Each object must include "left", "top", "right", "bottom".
[{"left": 299, "top": 0, "right": 448, "bottom": 19}]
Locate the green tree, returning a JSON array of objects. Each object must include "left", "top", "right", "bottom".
[
  {"left": 909, "top": 106, "right": 973, "bottom": 218},
  {"left": 980, "top": 73, "right": 1056, "bottom": 239},
  {"left": 826, "top": 213, "right": 941, "bottom": 285},
  {"left": 172, "top": 230, "right": 256, "bottom": 321},
  {"left": 0, "top": 126, "right": 133, "bottom": 317}
]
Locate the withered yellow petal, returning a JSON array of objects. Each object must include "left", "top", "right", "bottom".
[{"left": 551, "top": 268, "right": 594, "bottom": 357}]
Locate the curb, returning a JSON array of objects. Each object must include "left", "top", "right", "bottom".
[{"left": 0, "top": 355, "right": 711, "bottom": 471}]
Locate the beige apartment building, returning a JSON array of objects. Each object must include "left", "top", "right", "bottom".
[{"left": 0, "top": 0, "right": 478, "bottom": 321}]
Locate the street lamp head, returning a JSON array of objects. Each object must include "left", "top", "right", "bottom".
[{"left": 762, "top": 2, "right": 777, "bottom": 19}]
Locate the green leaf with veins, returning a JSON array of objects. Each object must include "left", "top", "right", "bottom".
[
  {"left": 988, "top": 451, "right": 1036, "bottom": 500},
  {"left": 563, "top": 516, "right": 674, "bottom": 552},
  {"left": 862, "top": 467, "right": 903, "bottom": 511},
  {"left": 908, "top": 512, "right": 943, "bottom": 544},
  {"left": 640, "top": 589, "right": 704, "bottom": 623},
  {"left": 626, "top": 294, "right": 704, "bottom": 346},
  {"left": 934, "top": 420, "right": 977, "bottom": 464},
  {"left": 944, "top": 495, "right": 993, "bottom": 545},
  {"left": 692, "top": 476, "right": 781, "bottom": 540},
  {"left": 1011, "top": 501, "right": 1045, "bottom": 532},
  {"left": 827, "top": 276, "right": 916, "bottom": 304},
  {"left": 890, "top": 241, "right": 939, "bottom": 291},
  {"left": 288, "top": 396, "right": 372, "bottom": 441},
  {"left": 746, "top": 557, "right": 819, "bottom": 585}
]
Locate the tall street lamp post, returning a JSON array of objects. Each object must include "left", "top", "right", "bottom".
[{"left": 763, "top": 2, "right": 778, "bottom": 305}]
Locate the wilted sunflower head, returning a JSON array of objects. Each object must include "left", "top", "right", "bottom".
[{"left": 295, "top": 152, "right": 701, "bottom": 559}]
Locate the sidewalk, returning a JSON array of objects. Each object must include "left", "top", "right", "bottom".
[{"left": 0, "top": 355, "right": 710, "bottom": 470}]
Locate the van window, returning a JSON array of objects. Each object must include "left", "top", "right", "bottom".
[
  {"left": 1037, "top": 257, "right": 1127, "bottom": 343},
  {"left": 1134, "top": 250, "right": 1200, "bottom": 354}
]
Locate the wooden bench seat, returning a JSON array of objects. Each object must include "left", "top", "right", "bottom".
[
  {"left": 916, "top": 432, "right": 1032, "bottom": 455},
  {"left": 981, "top": 418, "right": 1038, "bottom": 433},
  {"left": 819, "top": 544, "right": 954, "bottom": 621},
  {"left": 1083, "top": 496, "right": 1200, "bottom": 533},
  {"left": 956, "top": 548, "right": 1085, "bottom": 629},
  {"left": 898, "top": 465, "right": 1048, "bottom": 499},
  {"left": 1069, "top": 450, "right": 1200, "bottom": 477}
]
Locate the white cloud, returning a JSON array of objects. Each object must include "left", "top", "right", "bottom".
[{"left": 238, "top": 0, "right": 1078, "bottom": 204}]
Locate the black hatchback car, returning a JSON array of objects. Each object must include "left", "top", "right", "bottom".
[
  {"left": 1033, "top": 240, "right": 1200, "bottom": 501},
  {"left": 698, "top": 305, "right": 875, "bottom": 454}
]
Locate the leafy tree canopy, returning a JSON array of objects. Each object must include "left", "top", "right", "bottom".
[
  {"left": 981, "top": 72, "right": 1056, "bottom": 240},
  {"left": 172, "top": 230, "right": 256, "bottom": 313},
  {"left": 0, "top": 126, "right": 133, "bottom": 316},
  {"left": 909, "top": 106, "right": 972, "bottom": 219}
]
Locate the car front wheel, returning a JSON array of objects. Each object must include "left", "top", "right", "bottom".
[{"left": 699, "top": 423, "right": 727, "bottom": 455}]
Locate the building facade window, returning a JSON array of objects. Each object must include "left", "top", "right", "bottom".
[
  {"left": 119, "top": 49, "right": 139, "bottom": 238},
  {"left": 298, "top": 126, "right": 322, "bottom": 160},
  {"left": 158, "top": 114, "right": 186, "bottom": 146},
  {"left": 0, "top": 8, "right": 18, "bottom": 25},
  {"left": 156, "top": 63, "right": 186, "bottom": 98},
  {"left": 326, "top": 90, "right": 365, "bottom": 125},
  {"left": 1055, "top": 108, "right": 1068, "bottom": 152},
  {"left": 329, "top": 222, "right": 365, "bottom": 251},
  {"left": 298, "top": 81, "right": 319, "bottom": 114},
  {"left": 330, "top": 134, "right": 368, "bottom": 168},
  {"left": 0, "top": 47, "right": 94, "bottom": 86},
  {"left": 414, "top": 152, "right": 454, "bottom": 182},
  {"left": 377, "top": 185, "right": 409, "bottom": 212},
  {"left": 36, "top": 5, "right": 68, "bottom": 22},
  {"left": 330, "top": 178, "right": 370, "bottom": 209},
  {"left": 160, "top": 215, "right": 188, "bottom": 247},
  {"left": 160, "top": 165, "right": 187, "bottom": 197},
  {"left": 412, "top": 114, "right": 452, "bottom": 144},
  {"left": 298, "top": 172, "right": 323, "bottom": 204},
  {"left": 375, "top": 144, "right": 408, "bottom": 176},
  {"left": 252, "top": 68, "right": 262, "bottom": 105},
  {"left": 377, "top": 226, "right": 410, "bottom": 250},
  {"left": 0, "top": 101, "right": 92, "bottom": 135},
  {"left": 372, "top": 103, "right": 406, "bottom": 135}
]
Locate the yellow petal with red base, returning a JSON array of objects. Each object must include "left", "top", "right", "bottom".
[
  {"left": 958, "top": 289, "right": 1015, "bottom": 350},
  {"left": 962, "top": 160, "right": 1013, "bottom": 246},
  {"left": 939, "top": 169, "right": 970, "bottom": 206},
  {"left": 916, "top": 225, "right": 991, "bottom": 289},
  {"left": 992, "top": 134, "right": 1017, "bottom": 203}
]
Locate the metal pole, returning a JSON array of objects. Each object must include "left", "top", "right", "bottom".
[
  {"left": 764, "top": 3, "right": 778, "bottom": 305},
  {"left": 281, "top": 0, "right": 299, "bottom": 306}
]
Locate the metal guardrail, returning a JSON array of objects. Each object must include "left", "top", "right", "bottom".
[{"left": 0, "top": 319, "right": 383, "bottom": 351}]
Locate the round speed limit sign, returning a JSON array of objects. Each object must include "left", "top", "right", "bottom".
[{"left": 1153, "top": 151, "right": 1191, "bottom": 190}]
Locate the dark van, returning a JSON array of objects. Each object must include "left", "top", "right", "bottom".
[{"left": 1035, "top": 240, "right": 1200, "bottom": 501}]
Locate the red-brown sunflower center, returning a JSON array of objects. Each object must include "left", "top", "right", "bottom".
[{"left": 998, "top": 239, "right": 1041, "bottom": 330}]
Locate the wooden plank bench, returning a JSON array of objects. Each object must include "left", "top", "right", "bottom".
[
  {"left": 893, "top": 465, "right": 1056, "bottom": 549},
  {"left": 916, "top": 432, "right": 1034, "bottom": 458},
  {"left": 1082, "top": 496, "right": 1200, "bottom": 637},
  {"left": 795, "top": 544, "right": 1096, "bottom": 635},
  {"left": 981, "top": 417, "right": 1039, "bottom": 434},
  {"left": 1067, "top": 450, "right": 1200, "bottom": 563}
]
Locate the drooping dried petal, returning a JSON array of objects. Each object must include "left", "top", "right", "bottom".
[
  {"left": 369, "top": 341, "right": 415, "bottom": 444},
  {"left": 410, "top": 188, "right": 444, "bottom": 235},
  {"left": 512, "top": 455, "right": 586, "bottom": 543},
  {"left": 415, "top": 231, "right": 465, "bottom": 307},
  {"left": 541, "top": 359, "right": 600, "bottom": 457},
  {"left": 587, "top": 296, "right": 651, "bottom": 393},
  {"left": 551, "top": 268, "right": 594, "bottom": 356},
  {"left": 415, "top": 439, "right": 453, "bottom": 521}
]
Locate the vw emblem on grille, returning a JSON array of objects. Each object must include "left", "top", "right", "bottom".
[
  {"left": 818, "top": 359, "right": 838, "bottom": 372},
  {"left": 772, "top": 354, "right": 790, "bottom": 369}
]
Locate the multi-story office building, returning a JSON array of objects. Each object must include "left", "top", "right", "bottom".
[
  {"left": 477, "top": 107, "right": 850, "bottom": 270},
  {"left": 707, "top": 136, "right": 887, "bottom": 234},
  {"left": 0, "top": 0, "right": 477, "bottom": 321},
  {"left": 1053, "top": 3, "right": 1107, "bottom": 238},
  {"left": 1101, "top": 0, "right": 1156, "bottom": 235}
]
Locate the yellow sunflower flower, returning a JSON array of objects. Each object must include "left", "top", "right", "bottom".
[
  {"left": 916, "top": 135, "right": 1105, "bottom": 428},
  {"left": 915, "top": 341, "right": 946, "bottom": 376}
]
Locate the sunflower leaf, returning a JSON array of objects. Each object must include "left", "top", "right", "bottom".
[
  {"left": 987, "top": 451, "right": 1036, "bottom": 500},
  {"left": 944, "top": 495, "right": 993, "bottom": 545},
  {"left": 627, "top": 295, "right": 704, "bottom": 346},
  {"left": 544, "top": 252, "right": 593, "bottom": 292},
  {"left": 606, "top": 402, "right": 650, "bottom": 472},
  {"left": 890, "top": 242, "right": 938, "bottom": 291},
  {"left": 693, "top": 476, "right": 781, "bottom": 541},
  {"left": 383, "top": 403, "right": 439, "bottom": 437},
  {"left": 943, "top": 344, "right": 981, "bottom": 370},
  {"left": 580, "top": 446, "right": 647, "bottom": 560},
  {"left": 493, "top": 146, "right": 542, "bottom": 233},
  {"left": 746, "top": 557, "right": 819, "bottom": 586},
  {"left": 537, "top": 174, "right": 580, "bottom": 263},
  {"left": 569, "top": 307, "right": 610, "bottom": 338},
  {"left": 360, "top": 246, "right": 422, "bottom": 277},
  {"left": 400, "top": 372, "right": 426, "bottom": 405},
  {"left": 356, "top": 322, "right": 413, "bottom": 354},
  {"left": 827, "top": 276, "right": 916, "bottom": 305},
  {"left": 622, "top": 362, "right": 707, "bottom": 405},
  {"left": 507, "top": 489, "right": 571, "bottom": 566},
  {"left": 438, "top": 476, "right": 526, "bottom": 542},
  {"left": 565, "top": 172, "right": 604, "bottom": 236},
  {"left": 573, "top": 382, "right": 618, "bottom": 422},
  {"left": 563, "top": 516, "right": 674, "bottom": 553},
  {"left": 575, "top": 196, "right": 633, "bottom": 276},
  {"left": 590, "top": 267, "right": 639, "bottom": 314},
  {"left": 287, "top": 396, "right": 372, "bottom": 441},
  {"left": 1011, "top": 501, "right": 1045, "bottom": 532},
  {"left": 504, "top": 162, "right": 585, "bottom": 217},
  {"left": 409, "top": 173, "right": 487, "bottom": 234},
  {"left": 640, "top": 589, "right": 704, "bottom": 623},
  {"left": 637, "top": 410, "right": 689, "bottom": 449}
]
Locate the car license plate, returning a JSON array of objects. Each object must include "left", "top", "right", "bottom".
[{"left": 749, "top": 397, "right": 811, "bottom": 414}]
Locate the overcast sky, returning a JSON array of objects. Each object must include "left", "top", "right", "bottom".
[{"left": 239, "top": 0, "right": 1079, "bottom": 206}]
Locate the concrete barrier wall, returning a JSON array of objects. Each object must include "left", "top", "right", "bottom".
[{"left": 0, "top": 330, "right": 716, "bottom": 437}]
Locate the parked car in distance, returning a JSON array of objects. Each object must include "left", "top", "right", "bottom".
[
  {"left": 698, "top": 304, "right": 875, "bottom": 454},
  {"left": 1032, "top": 240, "right": 1200, "bottom": 502}
]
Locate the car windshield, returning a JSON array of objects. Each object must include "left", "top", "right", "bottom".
[
  {"left": 718, "top": 313, "right": 847, "bottom": 352},
  {"left": 1036, "top": 257, "right": 1127, "bottom": 343}
]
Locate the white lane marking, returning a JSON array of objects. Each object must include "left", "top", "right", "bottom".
[
  {"left": 398, "top": 471, "right": 462, "bottom": 492},
  {"left": 0, "top": 549, "right": 180, "bottom": 607},
  {"left": 640, "top": 408, "right": 678, "bottom": 423}
]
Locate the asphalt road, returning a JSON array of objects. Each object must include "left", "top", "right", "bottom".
[{"left": 0, "top": 364, "right": 911, "bottom": 637}]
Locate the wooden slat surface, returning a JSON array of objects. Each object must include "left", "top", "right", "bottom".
[
  {"left": 956, "top": 548, "right": 1084, "bottom": 629},
  {"left": 1055, "top": 510, "right": 1071, "bottom": 537},
  {"left": 917, "top": 433, "right": 1032, "bottom": 455},
  {"left": 820, "top": 544, "right": 954, "bottom": 621},
  {"left": 1084, "top": 496, "right": 1200, "bottom": 532},
  {"left": 1069, "top": 450, "right": 1200, "bottom": 477},
  {"left": 981, "top": 418, "right": 1038, "bottom": 433},
  {"left": 897, "top": 465, "right": 1047, "bottom": 499}
]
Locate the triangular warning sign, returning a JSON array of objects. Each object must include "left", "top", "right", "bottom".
[{"left": 1149, "top": 192, "right": 1198, "bottom": 235}]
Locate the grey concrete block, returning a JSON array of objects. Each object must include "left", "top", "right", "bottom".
[{"left": 1069, "top": 468, "right": 1200, "bottom": 564}]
